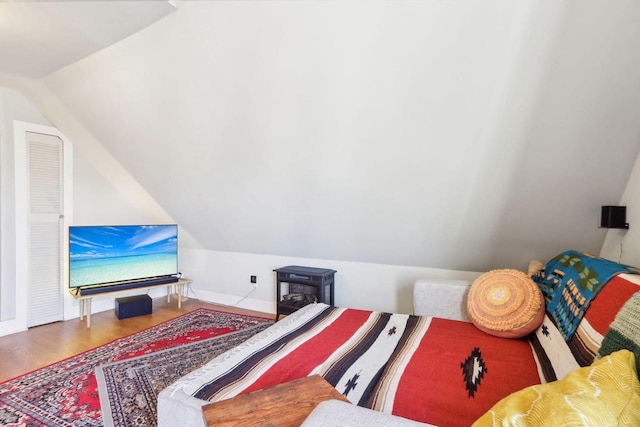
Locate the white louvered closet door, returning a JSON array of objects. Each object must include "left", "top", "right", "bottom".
[{"left": 27, "top": 131, "right": 64, "bottom": 327}]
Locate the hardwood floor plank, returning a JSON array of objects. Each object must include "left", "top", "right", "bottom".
[{"left": 0, "top": 298, "right": 273, "bottom": 383}]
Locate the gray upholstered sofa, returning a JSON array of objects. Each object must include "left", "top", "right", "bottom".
[
  {"left": 413, "top": 278, "right": 472, "bottom": 321},
  {"left": 159, "top": 261, "right": 640, "bottom": 426}
]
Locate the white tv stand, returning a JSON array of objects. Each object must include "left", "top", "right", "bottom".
[{"left": 69, "top": 278, "right": 192, "bottom": 328}]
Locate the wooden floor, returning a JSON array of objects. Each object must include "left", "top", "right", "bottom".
[{"left": 0, "top": 297, "right": 273, "bottom": 383}]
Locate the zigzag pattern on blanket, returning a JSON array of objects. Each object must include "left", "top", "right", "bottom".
[{"left": 598, "top": 291, "right": 640, "bottom": 378}]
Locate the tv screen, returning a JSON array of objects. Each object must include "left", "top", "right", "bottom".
[{"left": 69, "top": 224, "right": 178, "bottom": 289}]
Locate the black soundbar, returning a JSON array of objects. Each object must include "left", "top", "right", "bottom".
[{"left": 75, "top": 276, "right": 180, "bottom": 296}]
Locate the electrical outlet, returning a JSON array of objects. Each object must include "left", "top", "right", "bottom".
[{"left": 250, "top": 275, "right": 257, "bottom": 285}]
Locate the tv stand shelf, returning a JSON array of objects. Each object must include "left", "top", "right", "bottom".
[{"left": 69, "top": 278, "right": 191, "bottom": 328}]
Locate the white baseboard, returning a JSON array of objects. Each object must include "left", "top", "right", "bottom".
[
  {"left": 0, "top": 319, "right": 28, "bottom": 338},
  {"left": 188, "top": 287, "right": 275, "bottom": 315}
]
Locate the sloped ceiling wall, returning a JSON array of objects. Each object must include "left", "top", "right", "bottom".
[
  {"left": 41, "top": 1, "right": 640, "bottom": 272},
  {"left": 0, "top": 1, "right": 176, "bottom": 77}
]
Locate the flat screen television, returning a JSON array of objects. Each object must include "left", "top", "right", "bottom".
[{"left": 69, "top": 224, "right": 178, "bottom": 290}]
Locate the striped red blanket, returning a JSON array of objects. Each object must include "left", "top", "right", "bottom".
[{"left": 177, "top": 304, "right": 542, "bottom": 426}]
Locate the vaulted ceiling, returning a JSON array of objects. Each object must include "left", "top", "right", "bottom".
[
  {"left": 0, "top": 1, "right": 176, "bottom": 77},
  {"left": 4, "top": 1, "right": 640, "bottom": 272}
]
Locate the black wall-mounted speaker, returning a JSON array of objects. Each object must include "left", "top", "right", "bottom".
[{"left": 601, "top": 206, "right": 628, "bottom": 229}]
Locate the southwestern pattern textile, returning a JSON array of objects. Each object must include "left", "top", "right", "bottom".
[
  {"left": 0, "top": 309, "right": 272, "bottom": 427},
  {"left": 533, "top": 250, "right": 640, "bottom": 340},
  {"left": 163, "top": 304, "right": 543, "bottom": 427}
]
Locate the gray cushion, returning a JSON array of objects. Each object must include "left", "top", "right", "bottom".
[{"left": 413, "top": 279, "right": 472, "bottom": 321}]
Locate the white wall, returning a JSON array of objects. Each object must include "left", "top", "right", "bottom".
[
  {"left": 0, "top": 80, "right": 191, "bottom": 336},
  {"left": 41, "top": 0, "right": 640, "bottom": 274},
  {"left": 4, "top": 1, "right": 640, "bottom": 333},
  {"left": 0, "top": 77, "right": 485, "bottom": 325},
  {"left": 180, "top": 248, "right": 482, "bottom": 315},
  {"left": 601, "top": 152, "right": 640, "bottom": 266}
]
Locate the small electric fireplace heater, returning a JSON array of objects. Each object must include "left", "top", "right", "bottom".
[{"left": 274, "top": 265, "right": 336, "bottom": 320}]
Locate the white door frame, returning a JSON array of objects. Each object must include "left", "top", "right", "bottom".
[{"left": 11, "top": 120, "right": 73, "bottom": 333}]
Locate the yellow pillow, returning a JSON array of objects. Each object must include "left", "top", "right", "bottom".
[{"left": 472, "top": 349, "right": 640, "bottom": 426}]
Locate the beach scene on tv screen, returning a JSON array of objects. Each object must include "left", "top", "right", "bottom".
[{"left": 69, "top": 225, "right": 178, "bottom": 287}]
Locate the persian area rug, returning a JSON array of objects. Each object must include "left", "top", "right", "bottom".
[
  {"left": 0, "top": 309, "right": 273, "bottom": 427},
  {"left": 96, "top": 326, "right": 270, "bottom": 427}
]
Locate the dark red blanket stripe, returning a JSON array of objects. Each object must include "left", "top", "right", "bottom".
[
  {"left": 392, "top": 317, "right": 541, "bottom": 427},
  {"left": 240, "top": 308, "right": 373, "bottom": 394}
]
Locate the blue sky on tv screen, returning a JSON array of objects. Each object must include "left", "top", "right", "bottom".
[{"left": 70, "top": 225, "right": 177, "bottom": 260}]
